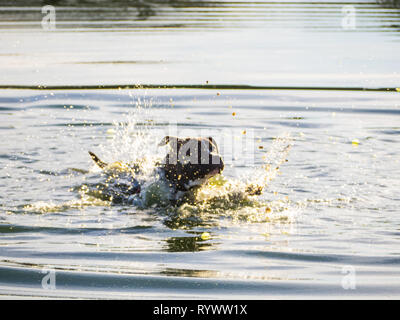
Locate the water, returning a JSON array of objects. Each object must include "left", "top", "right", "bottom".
[{"left": 0, "top": 0, "right": 400, "bottom": 299}]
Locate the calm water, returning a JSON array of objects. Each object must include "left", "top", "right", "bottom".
[{"left": 1, "top": 0, "right": 400, "bottom": 299}]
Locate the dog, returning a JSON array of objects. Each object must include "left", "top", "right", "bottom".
[{"left": 88, "top": 136, "right": 225, "bottom": 204}]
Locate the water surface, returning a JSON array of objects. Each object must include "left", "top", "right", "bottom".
[{"left": 0, "top": 0, "right": 400, "bottom": 299}]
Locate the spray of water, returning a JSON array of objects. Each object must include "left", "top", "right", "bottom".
[{"left": 24, "top": 100, "right": 301, "bottom": 228}]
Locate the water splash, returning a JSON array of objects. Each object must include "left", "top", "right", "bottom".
[
  {"left": 22, "top": 102, "right": 299, "bottom": 227},
  {"left": 98, "top": 97, "right": 161, "bottom": 172},
  {"left": 87, "top": 117, "right": 297, "bottom": 228}
]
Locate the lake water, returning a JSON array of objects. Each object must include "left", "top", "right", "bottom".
[{"left": 0, "top": 0, "right": 400, "bottom": 299}]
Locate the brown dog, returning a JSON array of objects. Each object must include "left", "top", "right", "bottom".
[{"left": 158, "top": 136, "right": 224, "bottom": 192}]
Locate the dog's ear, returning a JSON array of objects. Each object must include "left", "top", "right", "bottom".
[
  {"left": 158, "top": 136, "right": 173, "bottom": 146},
  {"left": 88, "top": 151, "right": 108, "bottom": 169}
]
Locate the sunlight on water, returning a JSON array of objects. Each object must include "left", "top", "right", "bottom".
[
  {"left": 1, "top": 88, "right": 400, "bottom": 298},
  {"left": 1, "top": 0, "right": 400, "bottom": 299}
]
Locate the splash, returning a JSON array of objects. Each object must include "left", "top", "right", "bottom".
[
  {"left": 90, "top": 122, "right": 293, "bottom": 206},
  {"left": 98, "top": 98, "right": 161, "bottom": 174},
  {"left": 86, "top": 122, "right": 297, "bottom": 228},
  {"left": 172, "top": 134, "right": 294, "bottom": 212},
  {"left": 80, "top": 104, "right": 297, "bottom": 220},
  {"left": 161, "top": 134, "right": 297, "bottom": 229},
  {"left": 24, "top": 100, "right": 299, "bottom": 227}
]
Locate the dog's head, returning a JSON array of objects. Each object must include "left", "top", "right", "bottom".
[{"left": 159, "top": 136, "right": 224, "bottom": 191}]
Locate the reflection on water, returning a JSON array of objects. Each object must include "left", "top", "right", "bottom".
[
  {"left": 379, "top": 0, "right": 400, "bottom": 8},
  {"left": 1, "top": 0, "right": 400, "bottom": 87},
  {"left": 163, "top": 234, "right": 217, "bottom": 252},
  {"left": 161, "top": 268, "right": 220, "bottom": 278},
  {"left": 0, "top": 0, "right": 399, "bottom": 32}
]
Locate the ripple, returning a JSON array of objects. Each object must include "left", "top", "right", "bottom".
[{"left": 1, "top": 1, "right": 399, "bottom": 33}]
